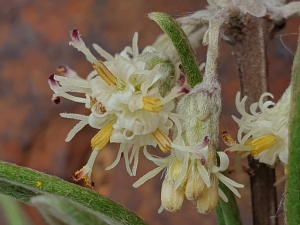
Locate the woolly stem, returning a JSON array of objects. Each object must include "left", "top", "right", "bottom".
[
  {"left": 222, "top": 14, "right": 278, "bottom": 225},
  {"left": 285, "top": 29, "right": 300, "bottom": 225}
]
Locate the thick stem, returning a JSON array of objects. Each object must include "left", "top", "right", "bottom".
[{"left": 222, "top": 14, "right": 278, "bottom": 225}]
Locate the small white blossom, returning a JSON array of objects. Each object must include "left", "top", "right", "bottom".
[
  {"left": 49, "top": 29, "right": 188, "bottom": 186},
  {"left": 224, "top": 85, "right": 291, "bottom": 165}
]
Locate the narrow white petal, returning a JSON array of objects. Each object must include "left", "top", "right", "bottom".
[
  {"left": 174, "top": 153, "right": 189, "bottom": 190},
  {"left": 132, "top": 32, "right": 139, "bottom": 58},
  {"left": 216, "top": 173, "right": 244, "bottom": 188},
  {"left": 197, "top": 162, "right": 210, "bottom": 187},
  {"left": 218, "top": 188, "right": 228, "bottom": 202},
  {"left": 158, "top": 204, "right": 165, "bottom": 214},
  {"left": 132, "top": 146, "right": 140, "bottom": 176},
  {"left": 60, "top": 113, "right": 88, "bottom": 121},
  {"left": 106, "top": 143, "right": 126, "bottom": 170},
  {"left": 65, "top": 119, "right": 89, "bottom": 142},
  {"left": 93, "top": 43, "right": 114, "bottom": 61},
  {"left": 133, "top": 167, "right": 164, "bottom": 188}
]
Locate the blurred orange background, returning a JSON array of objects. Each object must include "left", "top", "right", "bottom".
[{"left": 0, "top": 0, "right": 297, "bottom": 224}]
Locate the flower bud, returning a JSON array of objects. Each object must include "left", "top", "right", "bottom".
[
  {"left": 196, "top": 183, "right": 219, "bottom": 213},
  {"left": 185, "top": 171, "right": 207, "bottom": 201},
  {"left": 161, "top": 180, "right": 185, "bottom": 212}
]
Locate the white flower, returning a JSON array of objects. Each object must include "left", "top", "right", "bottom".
[
  {"left": 49, "top": 29, "right": 189, "bottom": 186},
  {"left": 133, "top": 137, "right": 243, "bottom": 213},
  {"left": 225, "top": 85, "right": 291, "bottom": 165}
]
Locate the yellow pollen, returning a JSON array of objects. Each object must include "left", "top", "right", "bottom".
[
  {"left": 93, "top": 60, "right": 117, "bottom": 86},
  {"left": 151, "top": 129, "right": 172, "bottom": 153},
  {"left": 72, "top": 167, "right": 94, "bottom": 188},
  {"left": 57, "top": 67, "right": 66, "bottom": 74},
  {"left": 142, "top": 97, "right": 163, "bottom": 113},
  {"left": 249, "top": 135, "right": 276, "bottom": 156},
  {"left": 91, "top": 120, "right": 115, "bottom": 150},
  {"left": 36, "top": 181, "right": 42, "bottom": 187}
]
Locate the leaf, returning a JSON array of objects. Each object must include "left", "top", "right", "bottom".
[
  {"left": 31, "top": 195, "right": 112, "bottom": 225},
  {"left": 0, "top": 161, "right": 147, "bottom": 225},
  {"left": 0, "top": 194, "right": 32, "bottom": 225},
  {"left": 149, "top": 12, "right": 202, "bottom": 87},
  {"left": 285, "top": 30, "right": 300, "bottom": 225},
  {"left": 217, "top": 172, "right": 242, "bottom": 225}
]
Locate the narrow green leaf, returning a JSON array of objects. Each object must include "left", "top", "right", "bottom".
[
  {"left": 216, "top": 202, "right": 226, "bottom": 225},
  {"left": 285, "top": 30, "right": 300, "bottom": 225},
  {"left": 0, "top": 194, "right": 32, "bottom": 225},
  {"left": 149, "top": 12, "right": 202, "bottom": 87},
  {"left": 218, "top": 173, "right": 242, "bottom": 225},
  {"left": 31, "top": 195, "right": 110, "bottom": 225},
  {"left": 0, "top": 161, "right": 147, "bottom": 225}
]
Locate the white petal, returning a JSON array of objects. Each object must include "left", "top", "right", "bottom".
[
  {"left": 133, "top": 167, "right": 164, "bottom": 188},
  {"left": 218, "top": 188, "right": 228, "bottom": 202}
]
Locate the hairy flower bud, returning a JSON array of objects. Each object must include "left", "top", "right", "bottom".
[
  {"left": 185, "top": 170, "right": 207, "bottom": 201},
  {"left": 196, "top": 183, "right": 219, "bottom": 213},
  {"left": 161, "top": 180, "right": 185, "bottom": 212}
]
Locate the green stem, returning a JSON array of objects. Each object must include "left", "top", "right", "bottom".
[
  {"left": 149, "top": 12, "right": 202, "bottom": 87},
  {"left": 0, "top": 161, "right": 147, "bottom": 225},
  {"left": 285, "top": 30, "right": 300, "bottom": 225}
]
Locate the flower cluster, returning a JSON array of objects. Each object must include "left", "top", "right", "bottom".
[
  {"left": 133, "top": 137, "right": 243, "bottom": 213},
  {"left": 223, "top": 85, "right": 291, "bottom": 166},
  {"left": 49, "top": 29, "right": 189, "bottom": 186}
]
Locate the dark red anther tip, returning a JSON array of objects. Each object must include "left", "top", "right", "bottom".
[
  {"left": 53, "top": 97, "right": 61, "bottom": 105},
  {"left": 71, "top": 29, "right": 80, "bottom": 40}
]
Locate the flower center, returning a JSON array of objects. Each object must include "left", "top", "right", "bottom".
[
  {"left": 249, "top": 135, "right": 276, "bottom": 156},
  {"left": 142, "top": 97, "right": 163, "bottom": 113}
]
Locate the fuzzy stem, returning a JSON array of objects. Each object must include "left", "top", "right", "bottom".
[
  {"left": 285, "top": 29, "right": 300, "bottom": 225},
  {"left": 149, "top": 12, "right": 202, "bottom": 87},
  {"left": 0, "top": 161, "right": 147, "bottom": 225},
  {"left": 222, "top": 14, "right": 277, "bottom": 225}
]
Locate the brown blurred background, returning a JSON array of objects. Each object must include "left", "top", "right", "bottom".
[{"left": 0, "top": 0, "right": 298, "bottom": 224}]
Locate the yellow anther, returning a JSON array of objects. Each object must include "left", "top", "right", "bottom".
[
  {"left": 249, "top": 135, "right": 276, "bottom": 156},
  {"left": 91, "top": 120, "right": 115, "bottom": 150},
  {"left": 142, "top": 97, "right": 163, "bottom": 113},
  {"left": 36, "top": 181, "right": 42, "bottom": 187},
  {"left": 222, "top": 131, "right": 235, "bottom": 147},
  {"left": 57, "top": 67, "right": 66, "bottom": 74},
  {"left": 93, "top": 60, "right": 117, "bottom": 86},
  {"left": 151, "top": 129, "right": 172, "bottom": 153}
]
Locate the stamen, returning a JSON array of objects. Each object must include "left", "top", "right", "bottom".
[
  {"left": 91, "top": 120, "right": 115, "bottom": 150},
  {"left": 93, "top": 60, "right": 117, "bottom": 86},
  {"left": 249, "top": 135, "right": 276, "bottom": 156},
  {"left": 52, "top": 96, "right": 61, "bottom": 104},
  {"left": 72, "top": 166, "right": 95, "bottom": 188},
  {"left": 72, "top": 150, "right": 99, "bottom": 188},
  {"left": 142, "top": 97, "right": 163, "bottom": 113},
  {"left": 222, "top": 131, "right": 235, "bottom": 146},
  {"left": 151, "top": 129, "right": 172, "bottom": 153}
]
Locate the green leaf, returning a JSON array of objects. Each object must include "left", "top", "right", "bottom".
[
  {"left": 31, "top": 195, "right": 110, "bottom": 225},
  {"left": 0, "top": 194, "right": 32, "bottom": 225},
  {"left": 217, "top": 173, "right": 242, "bottom": 225},
  {"left": 285, "top": 30, "right": 300, "bottom": 225},
  {"left": 149, "top": 12, "right": 202, "bottom": 87},
  {"left": 0, "top": 161, "right": 147, "bottom": 225}
]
